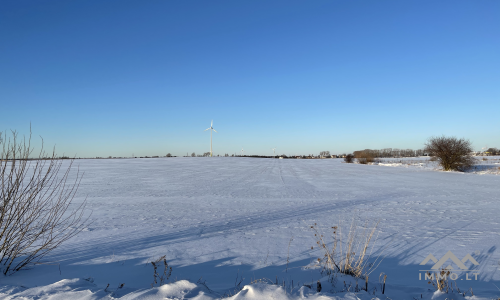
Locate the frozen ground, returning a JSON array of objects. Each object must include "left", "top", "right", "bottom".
[
  {"left": 375, "top": 156, "right": 500, "bottom": 175},
  {"left": 1, "top": 157, "right": 500, "bottom": 299}
]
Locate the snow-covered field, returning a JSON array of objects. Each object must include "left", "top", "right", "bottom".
[
  {"left": 2, "top": 157, "right": 500, "bottom": 299},
  {"left": 375, "top": 156, "right": 500, "bottom": 175}
]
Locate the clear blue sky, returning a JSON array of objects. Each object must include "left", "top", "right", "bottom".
[{"left": 1, "top": 0, "right": 499, "bottom": 157}]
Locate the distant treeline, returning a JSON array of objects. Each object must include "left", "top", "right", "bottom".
[
  {"left": 484, "top": 148, "right": 499, "bottom": 155},
  {"left": 353, "top": 148, "right": 426, "bottom": 158}
]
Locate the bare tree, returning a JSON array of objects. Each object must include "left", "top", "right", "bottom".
[
  {"left": 424, "top": 136, "right": 476, "bottom": 172},
  {"left": 0, "top": 130, "right": 89, "bottom": 275},
  {"left": 344, "top": 154, "right": 354, "bottom": 163},
  {"left": 319, "top": 151, "right": 330, "bottom": 158},
  {"left": 486, "top": 148, "right": 499, "bottom": 156},
  {"left": 166, "top": 153, "right": 172, "bottom": 157},
  {"left": 190, "top": 152, "right": 195, "bottom": 157},
  {"left": 381, "top": 148, "right": 391, "bottom": 158}
]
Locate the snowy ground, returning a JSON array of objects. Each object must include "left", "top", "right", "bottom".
[
  {"left": 375, "top": 156, "right": 500, "bottom": 175},
  {"left": 1, "top": 157, "right": 500, "bottom": 299}
]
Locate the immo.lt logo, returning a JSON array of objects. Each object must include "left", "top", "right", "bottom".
[{"left": 419, "top": 251, "right": 480, "bottom": 281}]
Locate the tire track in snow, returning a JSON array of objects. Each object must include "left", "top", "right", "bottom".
[{"left": 278, "top": 162, "right": 285, "bottom": 185}]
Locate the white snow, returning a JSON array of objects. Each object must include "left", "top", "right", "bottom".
[
  {"left": 1, "top": 157, "right": 499, "bottom": 299},
  {"left": 375, "top": 156, "right": 500, "bottom": 175}
]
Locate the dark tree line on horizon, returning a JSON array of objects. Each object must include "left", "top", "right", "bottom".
[{"left": 353, "top": 148, "right": 426, "bottom": 158}]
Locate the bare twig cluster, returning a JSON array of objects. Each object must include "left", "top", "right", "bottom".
[
  {"left": 151, "top": 255, "right": 172, "bottom": 287},
  {"left": 424, "top": 136, "right": 476, "bottom": 171},
  {"left": 425, "top": 269, "right": 469, "bottom": 295},
  {"left": 344, "top": 154, "right": 355, "bottom": 163},
  {"left": 0, "top": 129, "right": 89, "bottom": 275},
  {"left": 311, "top": 218, "right": 382, "bottom": 280}
]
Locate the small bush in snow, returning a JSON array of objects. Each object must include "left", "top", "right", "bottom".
[
  {"left": 344, "top": 154, "right": 354, "bottom": 163},
  {"left": 355, "top": 151, "right": 375, "bottom": 164},
  {"left": 310, "top": 219, "right": 382, "bottom": 280},
  {"left": 424, "top": 136, "right": 476, "bottom": 172}
]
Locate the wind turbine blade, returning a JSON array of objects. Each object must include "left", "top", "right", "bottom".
[
  {"left": 205, "top": 128, "right": 211, "bottom": 131},
  {"left": 211, "top": 120, "right": 213, "bottom": 126},
  {"left": 213, "top": 129, "right": 217, "bottom": 133}
]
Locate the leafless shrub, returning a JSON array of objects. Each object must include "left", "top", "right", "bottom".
[
  {"left": 356, "top": 158, "right": 367, "bottom": 164},
  {"left": 0, "top": 129, "right": 89, "bottom": 275},
  {"left": 424, "top": 136, "right": 476, "bottom": 172},
  {"left": 311, "top": 218, "right": 382, "bottom": 280},
  {"left": 344, "top": 154, "right": 354, "bottom": 163},
  {"left": 354, "top": 151, "right": 375, "bottom": 165}
]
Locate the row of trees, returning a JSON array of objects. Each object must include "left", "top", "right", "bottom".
[
  {"left": 189, "top": 152, "right": 212, "bottom": 157},
  {"left": 177, "top": 142, "right": 498, "bottom": 163},
  {"left": 353, "top": 148, "right": 426, "bottom": 158},
  {"left": 188, "top": 152, "right": 236, "bottom": 157},
  {"left": 168, "top": 146, "right": 500, "bottom": 159},
  {"left": 485, "top": 148, "right": 499, "bottom": 155}
]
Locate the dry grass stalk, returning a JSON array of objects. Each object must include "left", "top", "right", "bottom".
[
  {"left": 426, "top": 269, "right": 452, "bottom": 292},
  {"left": 286, "top": 236, "right": 293, "bottom": 273},
  {"left": 311, "top": 218, "right": 381, "bottom": 279},
  {"left": 151, "top": 255, "right": 172, "bottom": 287}
]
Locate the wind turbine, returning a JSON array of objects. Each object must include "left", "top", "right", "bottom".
[
  {"left": 204, "top": 120, "right": 217, "bottom": 157},
  {"left": 271, "top": 148, "right": 276, "bottom": 158},
  {"left": 241, "top": 148, "right": 245, "bottom": 156}
]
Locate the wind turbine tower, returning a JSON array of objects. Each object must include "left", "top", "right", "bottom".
[
  {"left": 271, "top": 148, "right": 276, "bottom": 158},
  {"left": 204, "top": 120, "right": 218, "bottom": 157}
]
